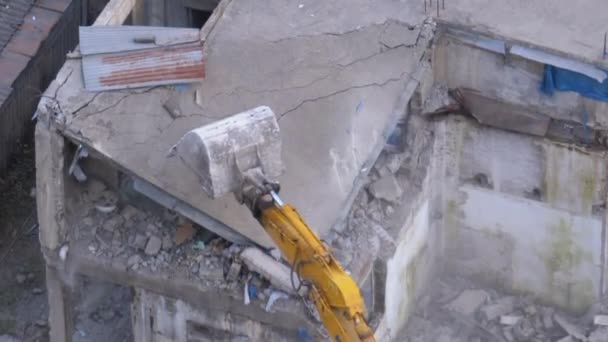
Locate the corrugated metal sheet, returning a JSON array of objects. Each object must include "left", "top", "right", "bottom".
[
  {"left": 79, "top": 26, "right": 201, "bottom": 55},
  {"left": 0, "top": 0, "right": 35, "bottom": 51},
  {"left": 82, "top": 42, "right": 205, "bottom": 91}
]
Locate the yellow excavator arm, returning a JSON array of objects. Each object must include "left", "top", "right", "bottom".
[
  {"left": 252, "top": 191, "right": 375, "bottom": 342},
  {"left": 171, "top": 106, "right": 375, "bottom": 341}
]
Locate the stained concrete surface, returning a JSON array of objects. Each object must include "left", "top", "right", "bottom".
[
  {"left": 41, "top": 0, "right": 434, "bottom": 247},
  {"left": 40, "top": 0, "right": 608, "bottom": 250},
  {"left": 440, "top": 0, "right": 608, "bottom": 68}
]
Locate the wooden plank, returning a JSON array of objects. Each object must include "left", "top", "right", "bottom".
[{"left": 93, "top": 0, "right": 136, "bottom": 26}]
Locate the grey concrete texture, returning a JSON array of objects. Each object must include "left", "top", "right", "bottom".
[
  {"left": 42, "top": 0, "right": 433, "bottom": 247},
  {"left": 440, "top": 0, "right": 608, "bottom": 67}
]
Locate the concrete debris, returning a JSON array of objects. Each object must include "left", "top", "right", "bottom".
[
  {"left": 555, "top": 314, "right": 587, "bottom": 341},
  {"left": 265, "top": 291, "right": 290, "bottom": 312},
  {"left": 368, "top": 173, "right": 403, "bottom": 202},
  {"left": 198, "top": 261, "right": 224, "bottom": 281},
  {"left": 95, "top": 203, "right": 116, "bottom": 214},
  {"left": 15, "top": 273, "right": 26, "bottom": 284},
  {"left": 589, "top": 327, "right": 608, "bottom": 342},
  {"left": 542, "top": 308, "right": 555, "bottom": 329},
  {"left": 481, "top": 297, "right": 515, "bottom": 321},
  {"left": 226, "top": 258, "right": 242, "bottom": 282},
  {"left": 127, "top": 254, "right": 141, "bottom": 269},
  {"left": 161, "top": 235, "right": 173, "bottom": 250},
  {"left": 401, "top": 275, "right": 603, "bottom": 342},
  {"left": 102, "top": 216, "right": 124, "bottom": 232},
  {"left": 240, "top": 247, "right": 301, "bottom": 295},
  {"left": 500, "top": 315, "right": 522, "bottom": 326},
  {"left": 34, "top": 319, "right": 47, "bottom": 328},
  {"left": 131, "top": 234, "right": 147, "bottom": 250},
  {"left": 594, "top": 315, "right": 608, "bottom": 326},
  {"left": 120, "top": 205, "right": 139, "bottom": 221},
  {"left": 144, "top": 236, "right": 162, "bottom": 256},
  {"left": 512, "top": 318, "right": 535, "bottom": 341},
  {"left": 557, "top": 336, "right": 575, "bottom": 342},
  {"left": 445, "top": 289, "right": 489, "bottom": 316}
]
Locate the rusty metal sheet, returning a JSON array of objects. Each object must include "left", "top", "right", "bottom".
[
  {"left": 82, "top": 42, "right": 205, "bottom": 91},
  {"left": 79, "top": 26, "right": 201, "bottom": 55}
]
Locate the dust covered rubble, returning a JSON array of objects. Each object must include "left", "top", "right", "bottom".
[
  {"left": 71, "top": 183, "right": 306, "bottom": 314},
  {"left": 403, "top": 276, "right": 608, "bottom": 342},
  {"left": 325, "top": 114, "right": 434, "bottom": 270}
]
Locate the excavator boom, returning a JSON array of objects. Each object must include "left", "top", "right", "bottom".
[{"left": 171, "top": 106, "right": 375, "bottom": 342}]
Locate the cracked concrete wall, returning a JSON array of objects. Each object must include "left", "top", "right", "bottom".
[
  {"left": 40, "top": 0, "right": 435, "bottom": 248},
  {"left": 438, "top": 117, "right": 607, "bottom": 314}
]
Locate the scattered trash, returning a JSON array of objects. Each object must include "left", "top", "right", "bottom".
[
  {"left": 500, "top": 315, "right": 522, "bottom": 326},
  {"left": 265, "top": 291, "right": 289, "bottom": 312},
  {"left": 244, "top": 277, "right": 251, "bottom": 305},
  {"left": 95, "top": 203, "right": 116, "bottom": 214},
  {"left": 175, "top": 222, "right": 196, "bottom": 245},
  {"left": 59, "top": 245, "right": 69, "bottom": 261},
  {"left": 594, "top": 315, "right": 608, "bottom": 326},
  {"left": 297, "top": 327, "right": 312, "bottom": 342},
  {"left": 192, "top": 240, "right": 206, "bottom": 251}
]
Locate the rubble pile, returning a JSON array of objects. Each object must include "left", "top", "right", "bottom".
[
  {"left": 70, "top": 183, "right": 303, "bottom": 315},
  {"left": 403, "top": 276, "right": 608, "bottom": 342},
  {"left": 326, "top": 114, "right": 434, "bottom": 271}
]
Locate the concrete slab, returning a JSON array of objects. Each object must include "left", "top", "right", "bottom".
[
  {"left": 44, "top": 0, "right": 608, "bottom": 249},
  {"left": 42, "top": 0, "right": 433, "bottom": 247},
  {"left": 440, "top": 0, "right": 608, "bottom": 67}
]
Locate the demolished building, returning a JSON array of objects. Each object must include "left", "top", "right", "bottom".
[{"left": 34, "top": 0, "right": 608, "bottom": 341}]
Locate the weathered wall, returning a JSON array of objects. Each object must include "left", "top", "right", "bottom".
[
  {"left": 131, "top": 289, "right": 311, "bottom": 342},
  {"left": 376, "top": 200, "right": 438, "bottom": 341},
  {"left": 433, "top": 32, "right": 608, "bottom": 134},
  {"left": 439, "top": 117, "right": 607, "bottom": 314}
]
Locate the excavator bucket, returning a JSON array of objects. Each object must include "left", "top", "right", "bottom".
[{"left": 170, "top": 106, "right": 284, "bottom": 199}]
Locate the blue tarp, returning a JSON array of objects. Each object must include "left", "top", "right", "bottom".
[{"left": 541, "top": 64, "right": 608, "bottom": 102}]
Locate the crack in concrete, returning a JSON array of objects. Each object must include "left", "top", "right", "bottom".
[
  {"left": 202, "top": 44, "right": 411, "bottom": 111},
  {"left": 263, "top": 19, "right": 392, "bottom": 44},
  {"left": 75, "top": 87, "right": 161, "bottom": 118},
  {"left": 278, "top": 70, "right": 411, "bottom": 121}
]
